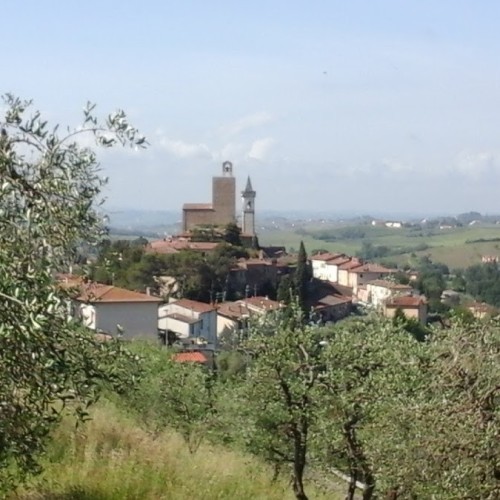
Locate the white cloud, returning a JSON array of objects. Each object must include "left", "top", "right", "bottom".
[
  {"left": 379, "top": 157, "right": 414, "bottom": 173},
  {"left": 157, "top": 137, "right": 212, "bottom": 160},
  {"left": 247, "top": 137, "right": 275, "bottom": 161},
  {"left": 455, "top": 151, "right": 500, "bottom": 177},
  {"left": 219, "top": 111, "right": 273, "bottom": 138}
]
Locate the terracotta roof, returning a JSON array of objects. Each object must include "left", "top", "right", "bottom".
[
  {"left": 75, "top": 283, "right": 161, "bottom": 303},
  {"left": 217, "top": 301, "right": 251, "bottom": 320},
  {"left": 317, "top": 294, "right": 352, "bottom": 307},
  {"left": 171, "top": 298, "right": 215, "bottom": 313},
  {"left": 326, "top": 256, "right": 351, "bottom": 266},
  {"left": 311, "top": 252, "right": 344, "bottom": 262},
  {"left": 368, "top": 279, "right": 412, "bottom": 290},
  {"left": 350, "top": 263, "right": 392, "bottom": 274},
  {"left": 338, "top": 259, "right": 363, "bottom": 271},
  {"left": 173, "top": 351, "right": 207, "bottom": 363},
  {"left": 386, "top": 295, "right": 426, "bottom": 308},
  {"left": 217, "top": 296, "right": 282, "bottom": 320},
  {"left": 182, "top": 203, "right": 214, "bottom": 211},
  {"left": 326, "top": 282, "right": 354, "bottom": 297},
  {"left": 166, "top": 313, "right": 201, "bottom": 324},
  {"left": 244, "top": 296, "right": 282, "bottom": 311}
]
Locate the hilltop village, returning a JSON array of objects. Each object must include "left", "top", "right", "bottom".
[{"left": 59, "top": 161, "right": 436, "bottom": 361}]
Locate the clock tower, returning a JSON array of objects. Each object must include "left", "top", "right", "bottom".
[{"left": 241, "top": 176, "right": 256, "bottom": 236}]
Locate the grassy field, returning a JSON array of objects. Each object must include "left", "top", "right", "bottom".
[
  {"left": 259, "top": 224, "right": 500, "bottom": 269},
  {"left": 12, "top": 401, "right": 339, "bottom": 500}
]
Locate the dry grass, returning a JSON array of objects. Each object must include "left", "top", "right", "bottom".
[{"left": 11, "top": 401, "right": 336, "bottom": 500}]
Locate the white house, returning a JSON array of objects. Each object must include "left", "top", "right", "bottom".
[
  {"left": 310, "top": 252, "right": 341, "bottom": 280},
  {"left": 324, "top": 255, "right": 351, "bottom": 283},
  {"left": 158, "top": 298, "right": 217, "bottom": 347},
  {"left": 70, "top": 282, "right": 161, "bottom": 340},
  {"left": 365, "top": 279, "right": 413, "bottom": 308}
]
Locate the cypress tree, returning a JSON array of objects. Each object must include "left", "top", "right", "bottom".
[{"left": 294, "top": 241, "right": 311, "bottom": 317}]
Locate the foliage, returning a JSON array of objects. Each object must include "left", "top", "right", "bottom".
[
  {"left": 464, "top": 262, "right": 500, "bottom": 307},
  {"left": 411, "top": 255, "right": 449, "bottom": 311},
  {"left": 122, "top": 343, "right": 216, "bottom": 453},
  {"left": 294, "top": 241, "right": 311, "bottom": 316},
  {"left": 277, "top": 274, "right": 294, "bottom": 304},
  {"left": 14, "top": 400, "right": 335, "bottom": 500},
  {"left": 238, "top": 306, "right": 324, "bottom": 500},
  {"left": 0, "top": 95, "right": 145, "bottom": 490},
  {"left": 224, "top": 222, "right": 242, "bottom": 246},
  {"left": 91, "top": 239, "right": 249, "bottom": 301}
]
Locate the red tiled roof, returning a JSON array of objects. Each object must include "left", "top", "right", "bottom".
[
  {"left": 317, "top": 294, "right": 352, "bottom": 307},
  {"left": 311, "top": 252, "right": 344, "bottom": 262},
  {"left": 173, "top": 351, "right": 207, "bottom": 363},
  {"left": 62, "top": 280, "right": 161, "bottom": 303},
  {"left": 368, "top": 279, "right": 412, "bottom": 290},
  {"left": 350, "top": 263, "right": 392, "bottom": 274},
  {"left": 182, "top": 203, "right": 214, "bottom": 211},
  {"left": 244, "top": 296, "right": 282, "bottom": 311},
  {"left": 386, "top": 295, "right": 426, "bottom": 308},
  {"left": 217, "top": 297, "right": 282, "bottom": 320},
  {"left": 172, "top": 298, "right": 215, "bottom": 313},
  {"left": 217, "top": 301, "right": 250, "bottom": 320},
  {"left": 339, "top": 259, "right": 363, "bottom": 271},
  {"left": 166, "top": 313, "right": 201, "bottom": 324},
  {"left": 326, "top": 256, "right": 351, "bottom": 266},
  {"left": 78, "top": 283, "right": 161, "bottom": 303}
]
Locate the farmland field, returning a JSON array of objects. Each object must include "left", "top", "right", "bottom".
[{"left": 259, "top": 223, "right": 500, "bottom": 269}]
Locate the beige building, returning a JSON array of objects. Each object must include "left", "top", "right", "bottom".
[
  {"left": 182, "top": 161, "right": 236, "bottom": 232},
  {"left": 347, "top": 263, "right": 393, "bottom": 291},
  {"left": 158, "top": 298, "right": 217, "bottom": 347},
  {"left": 337, "top": 259, "right": 363, "bottom": 287},
  {"left": 69, "top": 282, "right": 161, "bottom": 340},
  {"left": 384, "top": 295, "right": 428, "bottom": 324}
]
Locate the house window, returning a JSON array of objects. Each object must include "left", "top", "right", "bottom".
[
  {"left": 200, "top": 318, "right": 204, "bottom": 330},
  {"left": 360, "top": 274, "right": 364, "bottom": 278}
]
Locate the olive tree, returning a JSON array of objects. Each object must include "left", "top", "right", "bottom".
[
  {"left": 239, "top": 306, "right": 324, "bottom": 500},
  {"left": 0, "top": 94, "right": 145, "bottom": 490}
]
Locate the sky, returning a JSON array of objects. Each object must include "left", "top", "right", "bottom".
[{"left": 3, "top": 1, "right": 500, "bottom": 215}]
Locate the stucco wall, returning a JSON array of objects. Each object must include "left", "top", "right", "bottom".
[
  {"left": 325, "top": 264, "right": 339, "bottom": 283},
  {"left": 183, "top": 209, "right": 216, "bottom": 231},
  {"left": 79, "top": 302, "right": 159, "bottom": 340},
  {"left": 217, "top": 314, "right": 239, "bottom": 337},
  {"left": 385, "top": 304, "right": 427, "bottom": 324},
  {"left": 311, "top": 260, "right": 327, "bottom": 280}
]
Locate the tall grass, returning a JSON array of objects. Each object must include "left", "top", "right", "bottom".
[{"left": 11, "top": 401, "right": 335, "bottom": 500}]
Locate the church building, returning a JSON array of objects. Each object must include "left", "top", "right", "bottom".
[{"left": 182, "top": 161, "right": 256, "bottom": 237}]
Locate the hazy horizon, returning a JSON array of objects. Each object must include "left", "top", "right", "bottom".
[{"left": 4, "top": 1, "right": 500, "bottom": 214}]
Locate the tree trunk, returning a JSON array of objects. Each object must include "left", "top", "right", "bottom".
[
  {"left": 292, "top": 432, "right": 309, "bottom": 500},
  {"left": 343, "top": 417, "right": 376, "bottom": 500},
  {"left": 346, "top": 470, "right": 357, "bottom": 500},
  {"left": 292, "top": 468, "right": 308, "bottom": 500}
]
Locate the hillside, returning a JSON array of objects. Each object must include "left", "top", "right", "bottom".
[
  {"left": 13, "top": 401, "right": 338, "bottom": 500},
  {"left": 259, "top": 223, "right": 500, "bottom": 268}
]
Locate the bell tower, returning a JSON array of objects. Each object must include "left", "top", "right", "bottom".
[{"left": 241, "top": 176, "right": 256, "bottom": 236}]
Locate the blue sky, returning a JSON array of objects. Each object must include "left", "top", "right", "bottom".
[{"left": 4, "top": 1, "right": 500, "bottom": 214}]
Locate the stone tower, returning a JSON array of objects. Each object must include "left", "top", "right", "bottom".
[
  {"left": 241, "top": 176, "right": 256, "bottom": 236},
  {"left": 212, "top": 161, "right": 236, "bottom": 226}
]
